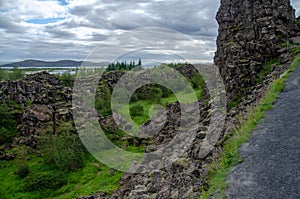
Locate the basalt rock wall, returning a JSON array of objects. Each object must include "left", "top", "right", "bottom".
[
  {"left": 0, "top": 72, "right": 73, "bottom": 149},
  {"left": 215, "top": 0, "right": 299, "bottom": 99}
]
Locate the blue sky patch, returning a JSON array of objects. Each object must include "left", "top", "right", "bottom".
[
  {"left": 58, "top": 0, "right": 68, "bottom": 6},
  {"left": 0, "top": 8, "right": 10, "bottom": 13},
  {"left": 26, "top": 18, "right": 65, "bottom": 24}
]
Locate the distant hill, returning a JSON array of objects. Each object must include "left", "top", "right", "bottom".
[{"left": 1, "top": 59, "right": 103, "bottom": 68}]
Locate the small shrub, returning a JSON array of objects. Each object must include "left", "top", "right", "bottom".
[
  {"left": 56, "top": 121, "right": 76, "bottom": 134},
  {"left": 14, "top": 162, "right": 30, "bottom": 178},
  {"left": 95, "top": 83, "right": 112, "bottom": 117},
  {"left": 9, "top": 66, "right": 24, "bottom": 80},
  {"left": 131, "top": 86, "right": 149, "bottom": 101},
  {"left": 159, "top": 85, "right": 173, "bottom": 98},
  {"left": 58, "top": 71, "right": 74, "bottom": 87},
  {"left": 228, "top": 93, "right": 243, "bottom": 110},
  {"left": 256, "top": 59, "right": 280, "bottom": 83},
  {"left": 23, "top": 172, "right": 66, "bottom": 191},
  {"left": 0, "top": 127, "right": 18, "bottom": 145},
  {"left": 130, "top": 104, "right": 144, "bottom": 117},
  {"left": 0, "top": 67, "right": 8, "bottom": 80},
  {"left": 149, "top": 87, "right": 163, "bottom": 103},
  {"left": 38, "top": 123, "right": 85, "bottom": 172},
  {"left": 0, "top": 102, "right": 19, "bottom": 145},
  {"left": 190, "top": 73, "right": 205, "bottom": 89}
]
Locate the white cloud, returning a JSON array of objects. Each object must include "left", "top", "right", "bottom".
[
  {"left": 0, "top": 0, "right": 299, "bottom": 63},
  {"left": 67, "top": 0, "right": 99, "bottom": 8},
  {"left": 291, "top": 0, "right": 300, "bottom": 16},
  {"left": 2, "top": 0, "right": 67, "bottom": 20}
]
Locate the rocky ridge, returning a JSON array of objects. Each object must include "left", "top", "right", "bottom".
[
  {"left": 78, "top": 0, "right": 300, "bottom": 198},
  {"left": 215, "top": 0, "right": 299, "bottom": 99},
  {"left": 0, "top": 0, "right": 299, "bottom": 197},
  {"left": 0, "top": 72, "right": 73, "bottom": 158}
]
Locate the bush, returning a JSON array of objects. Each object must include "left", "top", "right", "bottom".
[
  {"left": 130, "top": 104, "right": 144, "bottom": 117},
  {"left": 58, "top": 71, "right": 74, "bottom": 87},
  {"left": 38, "top": 123, "right": 85, "bottom": 171},
  {"left": 159, "top": 85, "right": 173, "bottom": 98},
  {"left": 14, "top": 162, "right": 30, "bottom": 178},
  {"left": 0, "top": 127, "right": 18, "bottom": 145},
  {"left": 190, "top": 73, "right": 205, "bottom": 89},
  {"left": 130, "top": 86, "right": 150, "bottom": 101},
  {"left": 149, "top": 87, "right": 162, "bottom": 103},
  {"left": 95, "top": 83, "right": 112, "bottom": 117},
  {"left": 130, "top": 92, "right": 139, "bottom": 102},
  {"left": 0, "top": 67, "right": 7, "bottom": 80},
  {"left": 0, "top": 102, "right": 18, "bottom": 145},
  {"left": 10, "top": 66, "right": 24, "bottom": 80},
  {"left": 23, "top": 172, "right": 66, "bottom": 191}
]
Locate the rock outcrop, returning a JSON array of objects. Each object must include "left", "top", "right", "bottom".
[
  {"left": 0, "top": 72, "right": 73, "bottom": 149},
  {"left": 1, "top": 1, "right": 299, "bottom": 193},
  {"left": 0, "top": 71, "right": 72, "bottom": 104},
  {"left": 215, "top": 0, "right": 299, "bottom": 99}
]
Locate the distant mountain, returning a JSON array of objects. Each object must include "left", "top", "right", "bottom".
[{"left": 1, "top": 59, "right": 104, "bottom": 68}]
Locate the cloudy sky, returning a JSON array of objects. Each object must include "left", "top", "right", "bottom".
[{"left": 0, "top": 0, "right": 299, "bottom": 64}]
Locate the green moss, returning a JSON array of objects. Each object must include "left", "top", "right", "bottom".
[
  {"left": 227, "top": 93, "right": 243, "bottom": 110},
  {"left": 256, "top": 58, "right": 280, "bottom": 83},
  {"left": 292, "top": 46, "right": 300, "bottom": 54}
]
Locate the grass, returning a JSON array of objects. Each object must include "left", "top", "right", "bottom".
[
  {"left": 200, "top": 56, "right": 300, "bottom": 199},
  {"left": 129, "top": 88, "right": 203, "bottom": 125},
  {"left": 0, "top": 151, "right": 123, "bottom": 199}
]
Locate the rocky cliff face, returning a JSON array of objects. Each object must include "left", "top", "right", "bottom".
[
  {"left": 0, "top": 71, "right": 71, "bottom": 104},
  {"left": 215, "top": 0, "right": 299, "bottom": 99},
  {"left": 0, "top": 72, "right": 73, "bottom": 150}
]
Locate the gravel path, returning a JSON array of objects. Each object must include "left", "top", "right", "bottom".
[{"left": 225, "top": 64, "right": 300, "bottom": 199}]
